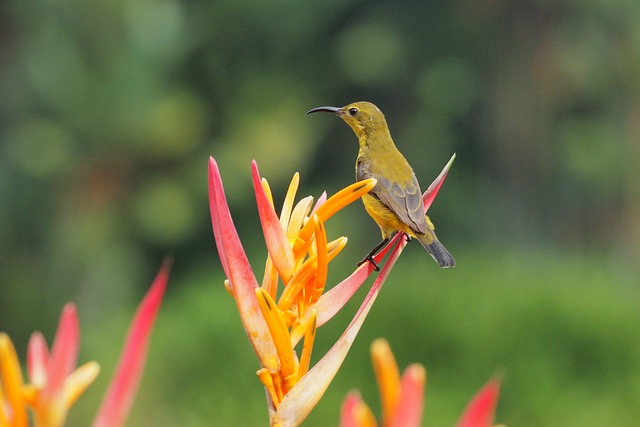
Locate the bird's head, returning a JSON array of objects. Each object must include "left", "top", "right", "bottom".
[{"left": 307, "top": 101, "right": 388, "bottom": 139}]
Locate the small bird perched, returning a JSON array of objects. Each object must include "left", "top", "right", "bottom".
[{"left": 307, "top": 101, "right": 455, "bottom": 269}]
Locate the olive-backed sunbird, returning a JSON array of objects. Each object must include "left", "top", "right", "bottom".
[{"left": 307, "top": 101, "right": 455, "bottom": 269}]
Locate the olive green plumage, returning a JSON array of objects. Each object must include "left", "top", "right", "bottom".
[{"left": 307, "top": 101, "right": 455, "bottom": 268}]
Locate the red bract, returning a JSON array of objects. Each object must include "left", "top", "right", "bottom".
[
  {"left": 340, "top": 339, "right": 502, "bottom": 427},
  {"left": 456, "top": 378, "right": 501, "bottom": 427},
  {"left": 93, "top": 259, "right": 171, "bottom": 427}
]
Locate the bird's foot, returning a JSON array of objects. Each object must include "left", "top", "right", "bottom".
[
  {"left": 357, "top": 255, "right": 380, "bottom": 272},
  {"left": 404, "top": 233, "right": 412, "bottom": 242}
]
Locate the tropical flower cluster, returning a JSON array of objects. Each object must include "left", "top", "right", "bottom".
[
  {"left": 208, "top": 155, "right": 460, "bottom": 426},
  {"left": 340, "top": 338, "right": 501, "bottom": 427},
  {"left": 0, "top": 262, "right": 170, "bottom": 427}
]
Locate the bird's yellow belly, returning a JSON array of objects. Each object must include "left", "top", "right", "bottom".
[{"left": 361, "top": 194, "right": 415, "bottom": 239}]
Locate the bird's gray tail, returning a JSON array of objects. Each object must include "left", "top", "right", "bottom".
[{"left": 417, "top": 233, "right": 455, "bottom": 268}]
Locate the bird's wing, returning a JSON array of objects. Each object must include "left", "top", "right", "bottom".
[
  {"left": 377, "top": 174, "right": 428, "bottom": 234},
  {"left": 357, "top": 159, "right": 428, "bottom": 234}
]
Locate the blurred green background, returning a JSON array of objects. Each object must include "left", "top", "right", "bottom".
[{"left": 1, "top": 0, "right": 640, "bottom": 425}]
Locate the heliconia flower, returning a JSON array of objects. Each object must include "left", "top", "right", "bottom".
[
  {"left": 340, "top": 391, "right": 377, "bottom": 427},
  {"left": 340, "top": 338, "right": 502, "bottom": 427},
  {"left": 0, "top": 332, "right": 28, "bottom": 427},
  {"left": 0, "top": 261, "right": 170, "bottom": 427},
  {"left": 20, "top": 304, "right": 99, "bottom": 427},
  {"left": 208, "top": 155, "right": 455, "bottom": 427},
  {"left": 340, "top": 338, "right": 426, "bottom": 427},
  {"left": 456, "top": 378, "right": 502, "bottom": 427}
]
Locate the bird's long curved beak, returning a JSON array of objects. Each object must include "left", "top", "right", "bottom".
[{"left": 306, "top": 106, "right": 343, "bottom": 115}]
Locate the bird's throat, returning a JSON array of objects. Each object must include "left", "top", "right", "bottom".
[{"left": 357, "top": 129, "right": 396, "bottom": 156}]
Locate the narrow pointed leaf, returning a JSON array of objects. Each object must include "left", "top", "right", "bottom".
[
  {"left": 423, "top": 153, "right": 456, "bottom": 212},
  {"left": 456, "top": 378, "right": 501, "bottom": 427},
  {"left": 208, "top": 157, "right": 231, "bottom": 279},
  {"left": 92, "top": 260, "right": 170, "bottom": 427},
  {"left": 308, "top": 233, "right": 404, "bottom": 331},
  {"left": 44, "top": 303, "right": 79, "bottom": 400},
  {"left": 208, "top": 158, "right": 278, "bottom": 369}
]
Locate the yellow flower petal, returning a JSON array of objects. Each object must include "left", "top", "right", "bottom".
[
  {"left": 344, "top": 392, "right": 378, "bottom": 427},
  {"left": 355, "top": 400, "right": 378, "bottom": 427},
  {"left": 287, "top": 196, "right": 313, "bottom": 242},
  {"left": 296, "top": 311, "right": 317, "bottom": 381},
  {"left": 257, "top": 368, "right": 279, "bottom": 408},
  {"left": 223, "top": 279, "right": 234, "bottom": 296},
  {"left": 259, "top": 172, "right": 302, "bottom": 298},
  {"left": 371, "top": 338, "right": 401, "bottom": 425},
  {"left": 262, "top": 256, "right": 279, "bottom": 299},
  {"left": 22, "top": 384, "right": 39, "bottom": 407},
  {"left": 256, "top": 289, "right": 295, "bottom": 379},
  {"left": 272, "top": 237, "right": 406, "bottom": 427},
  {"left": 294, "top": 178, "right": 376, "bottom": 256},
  {"left": 314, "top": 178, "right": 376, "bottom": 223},
  {"left": 309, "top": 241, "right": 347, "bottom": 309},
  {"left": 64, "top": 361, "right": 100, "bottom": 407},
  {"left": 279, "top": 173, "right": 300, "bottom": 231},
  {"left": 277, "top": 256, "right": 317, "bottom": 312},
  {"left": 0, "top": 333, "right": 28, "bottom": 427},
  {"left": 272, "top": 370, "right": 286, "bottom": 403},
  {"left": 262, "top": 178, "right": 275, "bottom": 209},
  {"left": 255, "top": 173, "right": 296, "bottom": 284},
  {"left": 311, "top": 216, "right": 328, "bottom": 302},
  {"left": 326, "top": 237, "right": 348, "bottom": 262}
]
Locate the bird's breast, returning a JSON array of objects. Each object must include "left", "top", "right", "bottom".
[{"left": 361, "top": 193, "right": 415, "bottom": 238}]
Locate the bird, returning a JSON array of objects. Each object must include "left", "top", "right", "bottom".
[{"left": 307, "top": 101, "right": 455, "bottom": 270}]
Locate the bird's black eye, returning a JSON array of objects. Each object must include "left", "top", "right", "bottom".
[{"left": 348, "top": 107, "right": 358, "bottom": 116}]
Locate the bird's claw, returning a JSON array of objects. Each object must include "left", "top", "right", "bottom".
[
  {"left": 357, "top": 255, "right": 380, "bottom": 272},
  {"left": 404, "top": 234, "right": 412, "bottom": 242}
]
